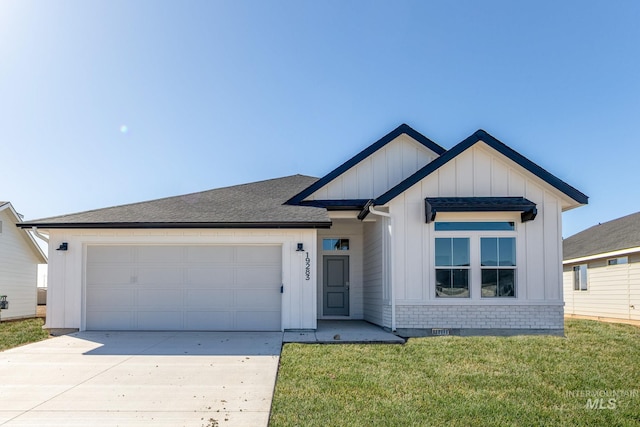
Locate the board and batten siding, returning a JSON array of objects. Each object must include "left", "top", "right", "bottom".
[
  {"left": 305, "top": 134, "right": 437, "bottom": 201},
  {"left": 0, "top": 209, "right": 41, "bottom": 320},
  {"left": 45, "top": 228, "right": 317, "bottom": 331},
  {"left": 387, "top": 143, "right": 566, "bottom": 307},
  {"left": 563, "top": 252, "right": 640, "bottom": 321},
  {"left": 363, "top": 219, "right": 385, "bottom": 326}
]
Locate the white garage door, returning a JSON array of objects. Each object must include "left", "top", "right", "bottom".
[{"left": 85, "top": 245, "right": 282, "bottom": 331}]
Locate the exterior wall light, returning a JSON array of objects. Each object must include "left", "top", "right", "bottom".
[
  {"left": 296, "top": 243, "right": 304, "bottom": 252},
  {"left": 56, "top": 242, "right": 68, "bottom": 251}
]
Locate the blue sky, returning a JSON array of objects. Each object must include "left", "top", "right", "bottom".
[{"left": 1, "top": 0, "right": 639, "bottom": 238}]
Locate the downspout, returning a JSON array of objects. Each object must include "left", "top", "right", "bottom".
[
  {"left": 368, "top": 205, "right": 396, "bottom": 332},
  {"left": 31, "top": 227, "right": 49, "bottom": 243}
]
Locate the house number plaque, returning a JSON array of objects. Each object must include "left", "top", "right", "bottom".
[{"left": 305, "top": 252, "right": 311, "bottom": 281}]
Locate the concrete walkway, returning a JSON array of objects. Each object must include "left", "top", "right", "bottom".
[
  {"left": 283, "top": 320, "right": 405, "bottom": 344},
  {"left": 0, "top": 331, "right": 282, "bottom": 426}
]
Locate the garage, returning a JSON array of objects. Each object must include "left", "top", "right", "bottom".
[{"left": 85, "top": 245, "right": 282, "bottom": 331}]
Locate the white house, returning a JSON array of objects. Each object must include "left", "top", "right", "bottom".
[
  {"left": 0, "top": 202, "right": 48, "bottom": 321},
  {"left": 563, "top": 211, "right": 640, "bottom": 323},
  {"left": 18, "top": 124, "right": 587, "bottom": 335}
]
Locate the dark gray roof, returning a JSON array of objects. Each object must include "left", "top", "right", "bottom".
[
  {"left": 18, "top": 175, "right": 331, "bottom": 229},
  {"left": 563, "top": 211, "right": 640, "bottom": 260}
]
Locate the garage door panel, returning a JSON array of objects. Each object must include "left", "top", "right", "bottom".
[
  {"left": 86, "top": 245, "right": 282, "bottom": 331},
  {"left": 138, "top": 246, "right": 184, "bottom": 263},
  {"left": 236, "top": 246, "right": 282, "bottom": 263},
  {"left": 235, "top": 311, "right": 280, "bottom": 331},
  {"left": 137, "top": 311, "right": 183, "bottom": 330},
  {"left": 87, "top": 265, "right": 133, "bottom": 286},
  {"left": 236, "top": 289, "right": 280, "bottom": 309},
  {"left": 185, "top": 311, "right": 234, "bottom": 330},
  {"left": 187, "top": 268, "right": 235, "bottom": 287},
  {"left": 88, "top": 246, "right": 134, "bottom": 263},
  {"left": 87, "top": 311, "right": 133, "bottom": 330},
  {"left": 137, "top": 267, "right": 183, "bottom": 286},
  {"left": 186, "top": 246, "right": 234, "bottom": 263},
  {"left": 138, "top": 289, "right": 182, "bottom": 309},
  {"left": 86, "top": 287, "right": 134, "bottom": 307},
  {"left": 185, "top": 289, "right": 234, "bottom": 309},
  {"left": 236, "top": 267, "right": 281, "bottom": 287}
]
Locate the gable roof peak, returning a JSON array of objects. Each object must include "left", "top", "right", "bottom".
[
  {"left": 375, "top": 128, "right": 588, "bottom": 206},
  {"left": 286, "top": 124, "right": 445, "bottom": 205}
]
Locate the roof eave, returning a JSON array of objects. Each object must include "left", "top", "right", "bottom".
[{"left": 17, "top": 221, "right": 333, "bottom": 230}]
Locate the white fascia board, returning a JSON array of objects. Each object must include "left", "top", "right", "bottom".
[{"left": 563, "top": 246, "right": 640, "bottom": 265}]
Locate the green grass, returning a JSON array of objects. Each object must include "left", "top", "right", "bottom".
[
  {"left": 270, "top": 319, "right": 640, "bottom": 426},
  {"left": 0, "top": 318, "right": 49, "bottom": 351}
]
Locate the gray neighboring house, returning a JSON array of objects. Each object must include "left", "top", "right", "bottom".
[
  {"left": 563, "top": 211, "right": 640, "bottom": 323},
  {"left": 18, "top": 124, "right": 588, "bottom": 335},
  {"left": 0, "top": 202, "right": 48, "bottom": 320}
]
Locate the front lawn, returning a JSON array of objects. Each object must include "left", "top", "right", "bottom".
[
  {"left": 0, "top": 318, "right": 49, "bottom": 351},
  {"left": 270, "top": 319, "right": 640, "bottom": 426}
]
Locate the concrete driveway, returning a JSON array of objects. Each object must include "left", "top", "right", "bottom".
[{"left": 0, "top": 331, "right": 283, "bottom": 426}]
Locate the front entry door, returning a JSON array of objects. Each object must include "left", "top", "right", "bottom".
[{"left": 323, "top": 255, "right": 349, "bottom": 316}]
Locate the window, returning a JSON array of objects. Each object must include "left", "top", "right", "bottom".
[
  {"left": 322, "top": 238, "right": 349, "bottom": 251},
  {"left": 434, "top": 221, "right": 517, "bottom": 299},
  {"left": 480, "top": 237, "right": 516, "bottom": 297},
  {"left": 608, "top": 257, "right": 628, "bottom": 266},
  {"left": 573, "top": 265, "right": 588, "bottom": 291},
  {"left": 435, "top": 238, "right": 470, "bottom": 298}
]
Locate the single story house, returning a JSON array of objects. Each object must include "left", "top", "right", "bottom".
[
  {"left": 18, "top": 124, "right": 588, "bottom": 335},
  {"left": 0, "top": 202, "right": 48, "bottom": 320},
  {"left": 563, "top": 211, "right": 640, "bottom": 323}
]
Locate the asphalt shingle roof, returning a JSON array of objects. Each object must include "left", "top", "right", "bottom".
[
  {"left": 18, "top": 175, "right": 331, "bottom": 229},
  {"left": 563, "top": 211, "right": 640, "bottom": 260}
]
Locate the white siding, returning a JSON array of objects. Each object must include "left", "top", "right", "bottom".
[
  {"left": 45, "top": 228, "right": 317, "bottom": 331},
  {"left": 388, "top": 143, "right": 565, "bottom": 308},
  {"left": 305, "top": 134, "right": 437, "bottom": 200},
  {"left": 563, "top": 253, "right": 640, "bottom": 321},
  {"left": 0, "top": 209, "right": 42, "bottom": 320},
  {"left": 317, "top": 220, "right": 364, "bottom": 319},
  {"left": 363, "top": 220, "right": 384, "bottom": 326}
]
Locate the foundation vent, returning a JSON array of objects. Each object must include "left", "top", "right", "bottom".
[{"left": 431, "top": 328, "right": 450, "bottom": 336}]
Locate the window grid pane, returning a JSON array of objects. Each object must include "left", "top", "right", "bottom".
[{"left": 436, "top": 269, "right": 469, "bottom": 298}]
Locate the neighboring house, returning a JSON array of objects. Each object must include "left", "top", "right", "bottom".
[
  {"left": 563, "top": 211, "right": 640, "bottom": 323},
  {"left": 0, "top": 202, "right": 48, "bottom": 320},
  {"left": 18, "top": 124, "right": 587, "bottom": 335}
]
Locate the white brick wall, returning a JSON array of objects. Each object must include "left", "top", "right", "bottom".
[{"left": 394, "top": 304, "right": 563, "bottom": 330}]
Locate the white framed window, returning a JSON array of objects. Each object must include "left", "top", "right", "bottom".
[
  {"left": 480, "top": 237, "right": 516, "bottom": 297},
  {"left": 434, "top": 221, "right": 517, "bottom": 299},
  {"left": 435, "top": 237, "right": 470, "bottom": 298},
  {"left": 607, "top": 256, "right": 628, "bottom": 266},
  {"left": 573, "top": 264, "right": 588, "bottom": 291}
]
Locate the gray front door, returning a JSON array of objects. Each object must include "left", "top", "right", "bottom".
[{"left": 323, "top": 255, "right": 349, "bottom": 316}]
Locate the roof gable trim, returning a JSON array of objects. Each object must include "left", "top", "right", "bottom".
[
  {"left": 286, "top": 124, "right": 446, "bottom": 205},
  {"left": 375, "top": 130, "right": 589, "bottom": 206}
]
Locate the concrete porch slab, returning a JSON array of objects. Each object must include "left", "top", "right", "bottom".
[{"left": 283, "top": 320, "right": 405, "bottom": 344}]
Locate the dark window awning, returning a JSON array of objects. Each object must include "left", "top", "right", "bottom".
[{"left": 425, "top": 197, "right": 537, "bottom": 223}]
